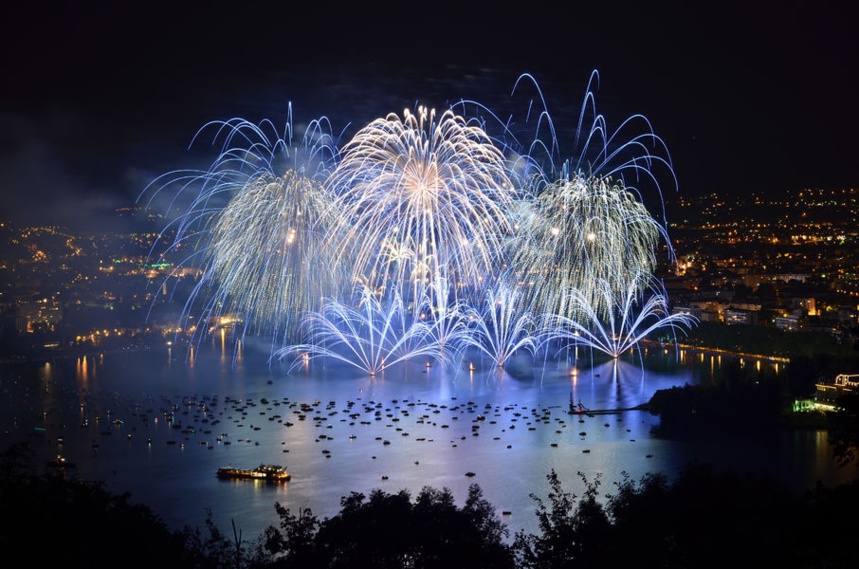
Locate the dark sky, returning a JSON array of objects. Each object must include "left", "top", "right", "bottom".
[{"left": 1, "top": 1, "right": 856, "bottom": 231}]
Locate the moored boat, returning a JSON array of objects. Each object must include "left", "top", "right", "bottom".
[{"left": 216, "top": 464, "right": 290, "bottom": 482}]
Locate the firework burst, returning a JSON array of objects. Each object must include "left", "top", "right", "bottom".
[
  {"left": 544, "top": 273, "right": 697, "bottom": 359},
  {"left": 452, "top": 284, "right": 538, "bottom": 369},
  {"left": 138, "top": 108, "right": 342, "bottom": 354},
  {"left": 276, "top": 284, "right": 447, "bottom": 377},
  {"left": 141, "top": 73, "right": 695, "bottom": 372},
  {"left": 204, "top": 170, "right": 340, "bottom": 345},
  {"left": 324, "top": 105, "right": 519, "bottom": 307},
  {"left": 510, "top": 173, "right": 671, "bottom": 323}
]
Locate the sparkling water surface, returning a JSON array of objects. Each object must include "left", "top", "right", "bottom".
[{"left": 2, "top": 344, "right": 852, "bottom": 542}]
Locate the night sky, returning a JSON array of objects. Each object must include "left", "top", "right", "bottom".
[{"left": 1, "top": 1, "right": 856, "bottom": 231}]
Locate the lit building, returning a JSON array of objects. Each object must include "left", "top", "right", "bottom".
[{"left": 15, "top": 298, "right": 63, "bottom": 333}]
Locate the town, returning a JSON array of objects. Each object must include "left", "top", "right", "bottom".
[
  {"left": 2, "top": 186, "right": 858, "bottom": 359},
  {"left": 663, "top": 187, "right": 858, "bottom": 337}
]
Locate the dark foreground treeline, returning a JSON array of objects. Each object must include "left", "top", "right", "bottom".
[{"left": 2, "top": 442, "right": 858, "bottom": 569}]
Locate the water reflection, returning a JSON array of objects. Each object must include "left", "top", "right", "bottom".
[{"left": 2, "top": 346, "right": 850, "bottom": 544}]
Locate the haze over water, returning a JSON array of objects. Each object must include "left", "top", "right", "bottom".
[{"left": 1, "top": 343, "right": 851, "bottom": 542}]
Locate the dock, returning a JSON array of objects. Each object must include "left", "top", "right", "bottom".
[{"left": 569, "top": 402, "right": 650, "bottom": 416}]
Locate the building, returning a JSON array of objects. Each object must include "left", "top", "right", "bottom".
[
  {"left": 725, "top": 308, "right": 758, "bottom": 326},
  {"left": 774, "top": 315, "right": 804, "bottom": 332},
  {"left": 15, "top": 298, "right": 63, "bottom": 333}
]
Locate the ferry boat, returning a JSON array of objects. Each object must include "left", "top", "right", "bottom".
[
  {"left": 815, "top": 373, "right": 858, "bottom": 406},
  {"left": 216, "top": 464, "right": 291, "bottom": 482}
]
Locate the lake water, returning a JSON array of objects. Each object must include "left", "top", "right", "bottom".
[{"left": 1, "top": 342, "right": 855, "bottom": 543}]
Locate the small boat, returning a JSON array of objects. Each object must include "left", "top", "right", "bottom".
[{"left": 217, "top": 464, "right": 290, "bottom": 482}]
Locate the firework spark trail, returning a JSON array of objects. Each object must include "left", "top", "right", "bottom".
[
  {"left": 543, "top": 273, "right": 698, "bottom": 359},
  {"left": 324, "top": 105, "right": 519, "bottom": 308},
  {"left": 450, "top": 71, "right": 676, "bottom": 211},
  {"left": 275, "top": 285, "right": 448, "bottom": 377},
  {"left": 452, "top": 284, "right": 538, "bottom": 369},
  {"left": 418, "top": 275, "right": 468, "bottom": 354},
  {"left": 137, "top": 108, "right": 342, "bottom": 355},
  {"left": 508, "top": 71, "right": 677, "bottom": 208}
]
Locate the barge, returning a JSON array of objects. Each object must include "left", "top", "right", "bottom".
[{"left": 217, "top": 464, "right": 291, "bottom": 482}]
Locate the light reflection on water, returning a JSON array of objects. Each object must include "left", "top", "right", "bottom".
[{"left": 1, "top": 345, "right": 854, "bottom": 542}]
